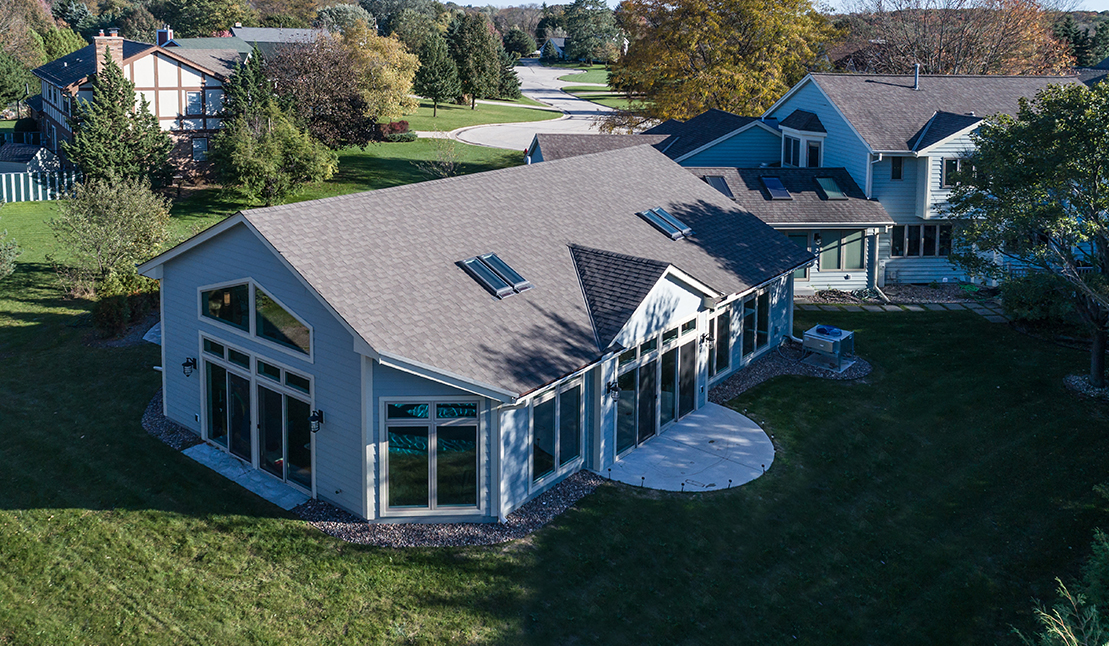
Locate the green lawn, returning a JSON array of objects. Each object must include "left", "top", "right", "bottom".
[
  {"left": 2, "top": 195, "right": 1107, "bottom": 642},
  {"left": 542, "top": 61, "right": 610, "bottom": 85},
  {"left": 402, "top": 100, "right": 560, "bottom": 133},
  {"left": 169, "top": 139, "right": 524, "bottom": 232},
  {"left": 560, "top": 87, "right": 638, "bottom": 111}
]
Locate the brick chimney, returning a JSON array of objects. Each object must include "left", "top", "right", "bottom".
[
  {"left": 156, "top": 25, "right": 174, "bottom": 47},
  {"left": 94, "top": 28, "right": 124, "bottom": 75}
]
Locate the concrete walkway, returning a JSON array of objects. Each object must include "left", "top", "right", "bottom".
[
  {"left": 453, "top": 59, "right": 616, "bottom": 150},
  {"left": 607, "top": 403, "right": 774, "bottom": 492},
  {"left": 796, "top": 300, "right": 1010, "bottom": 323},
  {"left": 183, "top": 443, "right": 309, "bottom": 510}
]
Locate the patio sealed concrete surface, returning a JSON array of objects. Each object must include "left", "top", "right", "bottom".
[{"left": 607, "top": 403, "right": 775, "bottom": 492}]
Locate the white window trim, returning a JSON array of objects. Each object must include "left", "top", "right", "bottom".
[
  {"left": 196, "top": 277, "right": 315, "bottom": 363},
  {"left": 781, "top": 127, "right": 827, "bottom": 168},
  {"left": 185, "top": 90, "right": 204, "bottom": 116},
  {"left": 379, "top": 396, "right": 485, "bottom": 518},
  {"left": 814, "top": 229, "right": 867, "bottom": 272},
  {"left": 197, "top": 332, "right": 316, "bottom": 497},
  {"left": 528, "top": 378, "right": 585, "bottom": 491},
  {"left": 941, "top": 157, "right": 968, "bottom": 188}
]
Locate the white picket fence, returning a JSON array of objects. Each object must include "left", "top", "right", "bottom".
[{"left": 0, "top": 170, "right": 80, "bottom": 203}]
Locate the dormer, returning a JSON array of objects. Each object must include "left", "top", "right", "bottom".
[{"left": 779, "top": 109, "right": 826, "bottom": 168}]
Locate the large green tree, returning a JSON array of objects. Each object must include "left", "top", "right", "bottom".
[
  {"left": 63, "top": 52, "right": 172, "bottom": 183},
  {"left": 210, "top": 100, "right": 337, "bottom": 206},
  {"left": 412, "top": 31, "right": 460, "bottom": 117},
  {"left": 946, "top": 81, "right": 1109, "bottom": 387},
  {"left": 502, "top": 26, "right": 536, "bottom": 57},
  {"left": 40, "top": 27, "right": 86, "bottom": 63},
  {"left": 0, "top": 51, "right": 33, "bottom": 109},
  {"left": 563, "top": 0, "right": 619, "bottom": 63},
  {"left": 607, "top": 0, "right": 837, "bottom": 128},
  {"left": 447, "top": 13, "right": 499, "bottom": 109}
]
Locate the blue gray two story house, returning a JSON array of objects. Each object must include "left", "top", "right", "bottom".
[
  {"left": 761, "top": 72, "right": 1082, "bottom": 285},
  {"left": 137, "top": 145, "right": 812, "bottom": 523}
]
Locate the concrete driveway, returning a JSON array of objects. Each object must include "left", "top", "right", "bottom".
[{"left": 455, "top": 59, "right": 615, "bottom": 151}]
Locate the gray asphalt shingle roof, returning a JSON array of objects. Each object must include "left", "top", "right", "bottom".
[
  {"left": 642, "top": 109, "right": 770, "bottom": 160},
  {"left": 167, "top": 37, "right": 254, "bottom": 53},
  {"left": 33, "top": 41, "right": 153, "bottom": 87},
  {"left": 237, "top": 146, "right": 811, "bottom": 396},
  {"left": 568, "top": 245, "right": 669, "bottom": 349},
  {"left": 911, "top": 111, "right": 983, "bottom": 151},
  {"left": 685, "top": 167, "right": 894, "bottom": 227},
  {"left": 530, "top": 134, "right": 669, "bottom": 161},
  {"left": 808, "top": 73, "right": 1081, "bottom": 152},
  {"left": 779, "top": 109, "right": 826, "bottom": 133},
  {"left": 0, "top": 143, "right": 43, "bottom": 164},
  {"left": 169, "top": 48, "right": 247, "bottom": 78}
]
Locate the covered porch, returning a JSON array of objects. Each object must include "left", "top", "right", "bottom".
[{"left": 606, "top": 402, "right": 774, "bottom": 491}]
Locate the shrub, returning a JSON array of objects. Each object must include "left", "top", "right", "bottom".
[
  {"left": 1001, "top": 272, "right": 1075, "bottom": 325},
  {"left": 377, "top": 121, "right": 411, "bottom": 138},
  {"left": 92, "top": 273, "right": 131, "bottom": 337},
  {"left": 0, "top": 218, "right": 21, "bottom": 283}
]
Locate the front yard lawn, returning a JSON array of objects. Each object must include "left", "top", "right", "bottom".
[
  {"left": 1, "top": 199, "right": 1106, "bottom": 643},
  {"left": 402, "top": 100, "right": 560, "bottom": 133},
  {"left": 549, "top": 63, "right": 610, "bottom": 85}
]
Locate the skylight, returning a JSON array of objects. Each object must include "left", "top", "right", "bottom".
[
  {"left": 760, "top": 177, "right": 792, "bottom": 200},
  {"left": 704, "top": 176, "right": 734, "bottom": 198},
  {"left": 816, "top": 176, "right": 847, "bottom": 200},
  {"left": 638, "top": 208, "right": 693, "bottom": 240},
  {"left": 460, "top": 253, "right": 533, "bottom": 299}
]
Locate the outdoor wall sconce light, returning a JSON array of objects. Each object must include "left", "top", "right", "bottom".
[
  {"left": 182, "top": 357, "right": 197, "bottom": 377},
  {"left": 813, "top": 232, "right": 823, "bottom": 245},
  {"left": 309, "top": 410, "right": 324, "bottom": 433},
  {"left": 605, "top": 381, "right": 621, "bottom": 400}
]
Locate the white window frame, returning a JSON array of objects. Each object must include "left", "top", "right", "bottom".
[
  {"left": 529, "top": 378, "right": 585, "bottom": 491},
  {"left": 197, "top": 278, "right": 315, "bottom": 362},
  {"left": 198, "top": 332, "right": 315, "bottom": 496},
  {"left": 191, "top": 137, "right": 208, "bottom": 162},
  {"left": 185, "top": 90, "right": 203, "bottom": 116},
  {"left": 815, "top": 229, "right": 866, "bottom": 271},
  {"left": 941, "top": 158, "right": 968, "bottom": 188},
  {"left": 781, "top": 128, "right": 826, "bottom": 168},
  {"left": 380, "top": 396, "right": 484, "bottom": 517},
  {"left": 708, "top": 306, "right": 732, "bottom": 380}
]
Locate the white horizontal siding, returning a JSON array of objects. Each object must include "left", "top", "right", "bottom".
[{"left": 926, "top": 132, "right": 975, "bottom": 218}]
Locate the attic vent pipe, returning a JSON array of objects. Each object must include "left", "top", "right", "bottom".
[{"left": 913, "top": 63, "right": 921, "bottom": 91}]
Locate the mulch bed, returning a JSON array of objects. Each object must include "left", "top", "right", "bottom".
[
  {"left": 142, "top": 389, "right": 203, "bottom": 450},
  {"left": 804, "top": 285, "right": 1001, "bottom": 306}
]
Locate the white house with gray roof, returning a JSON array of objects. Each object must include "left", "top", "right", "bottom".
[
  {"left": 137, "top": 145, "right": 811, "bottom": 522},
  {"left": 762, "top": 72, "right": 1083, "bottom": 285}
]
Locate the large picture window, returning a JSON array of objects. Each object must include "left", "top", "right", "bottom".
[
  {"left": 200, "top": 281, "right": 312, "bottom": 356},
  {"left": 891, "top": 225, "right": 952, "bottom": 257},
  {"left": 816, "top": 230, "right": 865, "bottom": 271},
  {"left": 532, "top": 381, "right": 583, "bottom": 485},
  {"left": 203, "top": 337, "right": 313, "bottom": 491},
  {"left": 385, "top": 400, "right": 479, "bottom": 510}
]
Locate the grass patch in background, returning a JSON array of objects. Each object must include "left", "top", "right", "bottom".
[
  {"left": 168, "top": 139, "right": 524, "bottom": 234},
  {"left": 555, "top": 64, "right": 610, "bottom": 85},
  {"left": 402, "top": 100, "right": 559, "bottom": 133}
]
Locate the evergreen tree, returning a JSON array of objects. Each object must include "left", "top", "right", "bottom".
[
  {"left": 413, "top": 32, "right": 460, "bottom": 117},
  {"left": 40, "top": 27, "right": 86, "bottom": 63},
  {"left": 541, "top": 39, "right": 559, "bottom": 61},
  {"left": 222, "top": 47, "right": 270, "bottom": 122},
  {"left": 503, "top": 27, "right": 537, "bottom": 57},
  {"left": 447, "top": 13, "right": 499, "bottom": 109},
  {"left": 0, "top": 52, "right": 33, "bottom": 109},
  {"left": 563, "top": 0, "right": 619, "bottom": 63},
  {"left": 496, "top": 45, "right": 521, "bottom": 99},
  {"left": 62, "top": 51, "right": 172, "bottom": 183}
]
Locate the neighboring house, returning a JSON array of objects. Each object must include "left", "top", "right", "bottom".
[
  {"left": 685, "top": 167, "right": 894, "bottom": 290},
  {"left": 31, "top": 28, "right": 245, "bottom": 176},
  {"left": 526, "top": 133, "right": 668, "bottom": 162},
  {"left": 642, "top": 109, "right": 782, "bottom": 167},
  {"left": 0, "top": 143, "right": 61, "bottom": 173},
  {"left": 229, "top": 25, "right": 326, "bottom": 58},
  {"left": 539, "top": 37, "right": 568, "bottom": 59},
  {"left": 762, "top": 72, "right": 1083, "bottom": 285},
  {"left": 136, "top": 145, "right": 812, "bottom": 523}
]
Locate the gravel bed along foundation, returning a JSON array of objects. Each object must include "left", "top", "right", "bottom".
[
  {"left": 142, "top": 389, "right": 203, "bottom": 450},
  {"left": 709, "top": 339, "right": 872, "bottom": 404},
  {"left": 294, "top": 470, "right": 608, "bottom": 548},
  {"left": 1064, "top": 374, "right": 1109, "bottom": 402}
]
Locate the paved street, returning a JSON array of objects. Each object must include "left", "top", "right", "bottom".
[{"left": 454, "top": 59, "right": 615, "bottom": 151}]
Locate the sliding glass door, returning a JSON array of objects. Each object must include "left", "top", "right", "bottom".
[{"left": 257, "top": 384, "right": 314, "bottom": 488}]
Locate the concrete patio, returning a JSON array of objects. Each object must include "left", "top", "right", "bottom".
[{"left": 607, "top": 403, "right": 775, "bottom": 492}]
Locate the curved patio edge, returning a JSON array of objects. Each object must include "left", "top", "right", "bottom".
[{"left": 606, "top": 403, "right": 774, "bottom": 492}]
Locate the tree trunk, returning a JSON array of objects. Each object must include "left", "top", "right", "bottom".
[
  {"left": 471, "top": 94, "right": 476, "bottom": 110},
  {"left": 1093, "top": 327, "right": 1107, "bottom": 388},
  {"left": 433, "top": 100, "right": 437, "bottom": 118}
]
